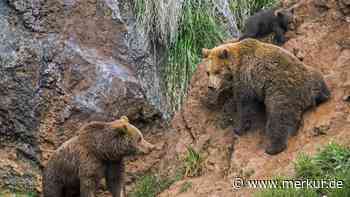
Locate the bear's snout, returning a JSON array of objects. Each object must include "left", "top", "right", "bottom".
[{"left": 208, "top": 75, "right": 223, "bottom": 90}]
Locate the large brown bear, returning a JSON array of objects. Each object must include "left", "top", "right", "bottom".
[
  {"left": 202, "top": 39, "right": 330, "bottom": 155},
  {"left": 43, "top": 116, "right": 155, "bottom": 197}
]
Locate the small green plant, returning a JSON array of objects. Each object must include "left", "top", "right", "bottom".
[
  {"left": 294, "top": 153, "right": 322, "bottom": 179},
  {"left": 313, "top": 142, "right": 350, "bottom": 176},
  {"left": 179, "top": 181, "right": 193, "bottom": 193},
  {"left": 130, "top": 168, "right": 185, "bottom": 197},
  {"left": 25, "top": 192, "right": 37, "bottom": 197},
  {"left": 256, "top": 142, "right": 350, "bottom": 197},
  {"left": 130, "top": 175, "right": 164, "bottom": 197},
  {"left": 184, "top": 147, "right": 202, "bottom": 177}
]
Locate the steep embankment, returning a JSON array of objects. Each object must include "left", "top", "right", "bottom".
[{"left": 159, "top": 0, "right": 350, "bottom": 196}]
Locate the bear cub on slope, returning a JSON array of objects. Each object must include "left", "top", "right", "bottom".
[
  {"left": 43, "top": 116, "right": 156, "bottom": 197},
  {"left": 239, "top": 8, "right": 294, "bottom": 44},
  {"left": 203, "top": 39, "right": 330, "bottom": 155}
]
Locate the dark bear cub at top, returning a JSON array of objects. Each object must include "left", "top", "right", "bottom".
[
  {"left": 239, "top": 8, "right": 294, "bottom": 44},
  {"left": 43, "top": 116, "right": 156, "bottom": 197},
  {"left": 203, "top": 39, "right": 330, "bottom": 155}
]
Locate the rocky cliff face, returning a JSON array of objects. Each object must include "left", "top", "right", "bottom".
[{"left": 0, "top": 0, "right": 165, "bottom": 193}]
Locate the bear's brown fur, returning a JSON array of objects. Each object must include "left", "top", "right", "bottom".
[
  {"left": 203, "top": 39, "right": 330, "bottom": 155},
  {"left": 43, "top": 116, "right": 155, "bottom": 197}
]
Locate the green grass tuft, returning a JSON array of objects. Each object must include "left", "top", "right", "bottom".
[
  {"left": 313, "top": 142, "right": 350, "bottom": 176},
  {"left": 294, "top": 153, "right": 322, "bottom": 179},
  {"left": 256, "top": 142, "right": 350, "bottom": 197},
  {"left": 130, "top": 175, "right": 170, "bottom": 197},
  {"left": 164, "top": 0, "right": 228, "bottom": 112},
  {"left": 184, "top": 147, "right": 202, "bottom": 177},
  {"left": 130, "top": 168, "right": 185, "bottom": 197}
]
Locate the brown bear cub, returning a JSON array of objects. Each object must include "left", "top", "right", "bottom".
[
  {"left": 43, "top": 116, "right": 155, "bottom": 197},
  {"left": 203, "top": 39, "right": 330, "bottom": 155},
  {"left": 239, "top": 8, "right": 294, "bottom": 44}
]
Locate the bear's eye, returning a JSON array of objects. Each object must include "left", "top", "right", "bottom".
[{"left": 206, "top": 71, "right": 210, "bottom": 76}]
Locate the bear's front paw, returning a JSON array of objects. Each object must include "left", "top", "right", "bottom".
[{"left": 265, "top": 143, "right": 287, "bottom": 155}]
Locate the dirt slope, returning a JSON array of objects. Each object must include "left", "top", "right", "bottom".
[{"left": 158, "top": 0, "right": 350, "bottom": 196}]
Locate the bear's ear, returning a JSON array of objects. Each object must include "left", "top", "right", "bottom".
[
  {"left": 218, "top": 49, "right": 229, "bottom": 59},
  {"left": 119, "top": 123, "right": 143, "bottom": 140},
  {"left": 274, "top": 9, "right": 284, "bottom": 17},
  {"left": 120, "top": 116, "right": 129, "bottom": 123},
  {"left": 110, "top": 118, "right": 128, "bottom": 133},
  {"left": 202, "top": 48, "right": 211, "bottom": 58},
  {"left": 289, "top": 7, "right": 295, "bottom": 14}
]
